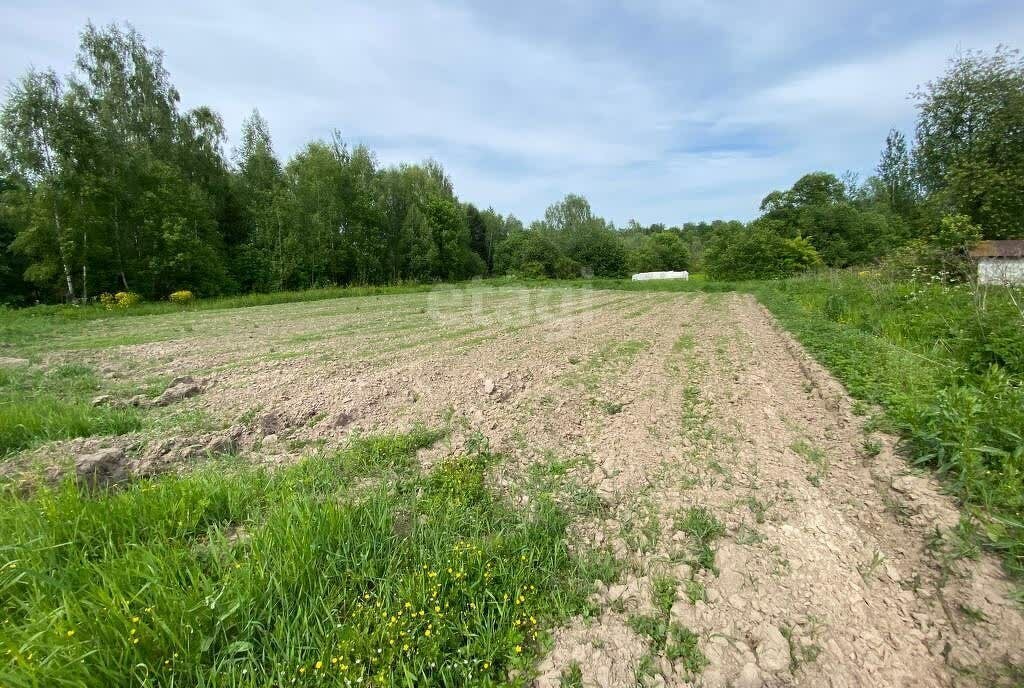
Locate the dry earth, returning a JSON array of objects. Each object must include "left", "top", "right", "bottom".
[{"left": 30, "top": 287, "right": 1024, "bottom": 686}]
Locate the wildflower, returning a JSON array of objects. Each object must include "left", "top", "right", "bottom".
[
  {"left": 316, "top": 661, "right": 323, "bottom": 670},
  {"left": 66, "top": 630, "right": 75, "bottom": 637},
  {"left": 483, "top": 662, "right": 490, "bottom": 669},
  {"left": 515, "top": 645, "right": 522, "bottom": 654}
]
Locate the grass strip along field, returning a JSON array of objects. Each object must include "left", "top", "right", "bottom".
[{"left": 0, "top": 429, "right": 613, "bottom": 686}]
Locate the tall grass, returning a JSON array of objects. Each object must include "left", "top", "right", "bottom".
[
  {"left": 0, "top": 430, "right": 608, "bottom": 686},
  {"left": 0, "top": 364, "right": 142, "bottom": 456}
]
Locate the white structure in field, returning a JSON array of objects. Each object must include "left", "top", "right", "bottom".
[
  {"left": 631, "top": 270, "right": 689, "bottom": 281},
  {"left": 969, "top": 241, "right": 1024, "bottom": 285}
]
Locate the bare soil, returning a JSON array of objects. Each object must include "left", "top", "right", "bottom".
[{"left": 34, "top": 287, "right": 1024, "bottom": 686}]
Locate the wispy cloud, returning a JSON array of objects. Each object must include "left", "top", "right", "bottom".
[{"left": 2, "top": 0, "right": 1023, "bottom": 224}]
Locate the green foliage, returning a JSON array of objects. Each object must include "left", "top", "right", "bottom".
[
  {"left": 0, "top": 432, "right": 605, "bottom": 685},
  {"left": 704, "top": 225, "right": 821, "bottom": 280},
  {"left": 913, "top": 47, "right": 1024, "bottom": 238},
  {"left": 0, "top": 362, "right": 141, "bottom": 455},
  {"left": 876, "top": 129, "right": 917, "bottom": 217},
  {"left": 652, "top": 574, "right": 677, "bottom": 615},
  {"left": 674, "top": 506, "right": 726, "bottom": 572},
  {"left": 756, "top": 172, "right": 907, "bottom": 267},
  {"left": 508, "top": 195, "right": 627, "bottom": 278},
  {"left": 882, "top": 213, "right": 982, "bottom": 282},
  {"left": 627, "top": 231, "right": 690, "bottom": 272}
]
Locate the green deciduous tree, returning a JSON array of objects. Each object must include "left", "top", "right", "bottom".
[
  {"left": 913, "top": 47, "right": 1024, "bottom": 238},
  {"left": 877, "top": 129, "right": 917, "bottom": 217},
  {"left": 1, "top": 69, "right": 80, "bottom": 301}
]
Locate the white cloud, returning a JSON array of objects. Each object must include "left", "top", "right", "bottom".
[{"left": 2, "top": 0, "right": 1023, "bottom": 224}]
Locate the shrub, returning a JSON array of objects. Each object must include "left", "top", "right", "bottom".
[
  {"left": 704, "top": 226, "right": 821, "bottom": 280},
  {"left": 169, "top": 290, "right": 195, "bottom": 305},
  {"left": 882, "top": 214, "right": 982, "bottom": 283},
  {"left": 99, "top": 291, "right": 142, "bottom": 310},
  {"left": 115, "top": 291, "right": 141, "bottom": 308}
]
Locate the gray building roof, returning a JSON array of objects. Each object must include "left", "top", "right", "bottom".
[{"left": 969, "top": 240, "right": 1024, "bottom": 258}]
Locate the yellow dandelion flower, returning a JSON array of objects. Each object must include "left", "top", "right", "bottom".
[
  {"left": 483, "top": 661, "right": 490, "bottom": 669},
  {"left": 515, "top": 645, "right": 522, "bottom": 654},
  {"left": 315, "top": 661, "right": 323, "bottom": 670}
]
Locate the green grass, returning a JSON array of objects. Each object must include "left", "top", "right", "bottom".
[
  {"left": 652, "top": 574, "right": 677, "bottom": 615},
  {"left": 674, "top": 506, "right": 726, "bottom": 573},
  {"left": 626, "top": 614, "right": 707, "bottom": 679},
  {"left": 790, "top": 439, "right": 829, "bottom": 487},
  {"left": 560, "top": 662, "right": 583, "bottom": 687},
  {"left": 0, "top": 363, "right": 143, "bottom": 456},
  {"left": 0, "top": 429, "right": 609, "bottom": 686}
]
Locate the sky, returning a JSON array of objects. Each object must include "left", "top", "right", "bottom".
[{"left": 3, "top": 1, "right": 1024, "bottom": 225}]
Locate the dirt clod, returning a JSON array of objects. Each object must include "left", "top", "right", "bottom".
[
  {"left": 152, "top": 379, "right": 204, "bottom": 406},
  {"left": 75, "top": 447, "right": 127, "bottom": 488}
]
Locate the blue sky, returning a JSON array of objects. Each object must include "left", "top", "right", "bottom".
[{"left": 3, "top": 1, "right": 1024, "bottom": 224}]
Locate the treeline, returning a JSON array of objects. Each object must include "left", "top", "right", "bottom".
[
  {"left": 0, "top": 23, "right": 689, "bottom": 306},
  {"left": 1, "top": 25, "right": 1021, "bottom": 304},
  {"left": 704, "top": 46, "right": 1024, "bottom": 280},
  {"left": 0, "top": 24, "right": 520, "bottom": 305}
]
